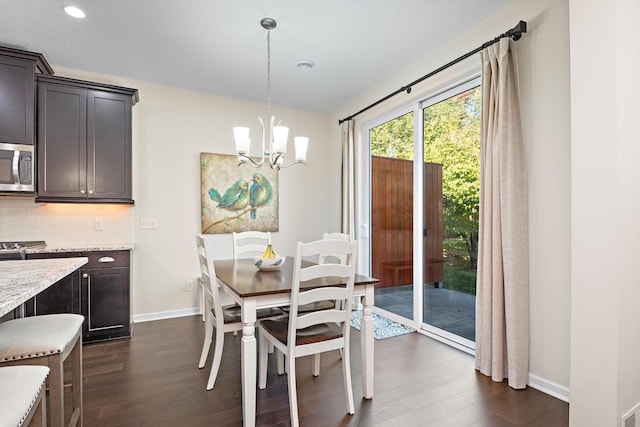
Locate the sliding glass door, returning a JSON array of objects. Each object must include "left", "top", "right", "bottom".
[
  {"left": 368, "top": 109, "right": 415, "bottom": 321},
  {"left": 366, "top": 78, "right": 480, "bottom": 349}
]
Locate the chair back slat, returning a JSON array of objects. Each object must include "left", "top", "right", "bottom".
[
  {"left": 233, "top": 231, "right": 272, "bottom": 258},
  {"left": 296, "top": 286, "right": 349, "bottom": 307},
  {"left": 296, "top": 310, "right": 346, "bottom": 330},
  {"left": 319, "top": 232, "right": 351, "bottom": 265}
]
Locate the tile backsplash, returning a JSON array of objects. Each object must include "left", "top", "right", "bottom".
[{"left": 0, "top": 197, "right": 133, "bottom": 244}]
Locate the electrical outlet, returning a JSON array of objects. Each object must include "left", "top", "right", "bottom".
[
  {"left": 94, "top": 218, "right": 104, "bottom": 231},
  {"left": 140, "top": 218, "right": 159, "bottom": 230},
  {"left": 186, "top": 280, "right": 194, "bottom": 292}
]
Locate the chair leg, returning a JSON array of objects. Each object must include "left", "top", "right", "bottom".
[
  {"left": 70, "top": 337, "right": 83, "bottom": 427},
  {"left": 341, "top": 345, "right": 355, "bottom": 415},
  {"left": 312, "top": 353, "right": 320, "bottom": 377},
  {"left": 198, "top": 316, "right": 213, "bottom": 368},
  {"left": 258, "top": 330, "right": 269, "bottom": 389},
  {"left": 287, "top": 356, "right": 300, "bottom": 427},
  {"left": 206, "top": 328, "right": 224, "bottom": 390},
  {"left": 276, "top": 349, "right": 285, "bottom": 375},
  {"left": 30, "top": 385, "right": 46, "bottom": 427},
  {"left": 47, "top": 353, "right": 65, "bottom": 427},
  {"left": 200, "top": 282, "right": 205, "bottom": 322}
]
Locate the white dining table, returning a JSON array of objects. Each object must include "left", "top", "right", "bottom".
[{"left": 214, "top": 256, "right": 379, "bottom": 427}]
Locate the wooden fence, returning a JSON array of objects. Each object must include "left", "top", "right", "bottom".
[{"left": 371, "top": 156, "right": 444, "bottom": 288}]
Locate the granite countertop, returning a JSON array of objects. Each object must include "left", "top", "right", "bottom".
[
  {"left": 0, "top": 257, "right": 88, "bottom": 317},
  {"left": 25, "top": 242, "right": 135, "bottom": 254}
]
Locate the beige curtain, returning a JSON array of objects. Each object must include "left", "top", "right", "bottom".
[
  {"left": 341, "top": 120, "right": 356, "bottom": 239},
  {"left": 475, "top": 38, "right": 529, "bottom": 389}
]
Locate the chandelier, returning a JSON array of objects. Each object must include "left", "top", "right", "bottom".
[{"left": 233, "top": 17, "right": 308, "bottom": 170}]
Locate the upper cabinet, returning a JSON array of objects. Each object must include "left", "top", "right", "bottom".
[
  {"left": 36, "top": 75, "right": 138, "bottom": 204},
  {"left": 0, "top": 46, "right": 53, "bottom": 146}
]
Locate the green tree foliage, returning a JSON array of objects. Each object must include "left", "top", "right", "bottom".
[
  {"left": 370, "top": 87, "right": 481, "bottom": 269},
  {"left": 370, "top": 111, "right": 414, "bottom": 159}
]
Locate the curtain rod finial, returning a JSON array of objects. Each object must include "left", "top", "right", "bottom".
[{"left": 508, "top": 20, "right": 527, "bottom": 41}]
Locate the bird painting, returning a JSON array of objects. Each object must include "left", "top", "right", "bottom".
[
  {"left": 208, "top": 180, "right": 251, "bottom": 212},
  {"left": 249, "top": 173, "right": 273, "bottom": 219},
  {"left": 200, "top": 152, "right": 278, "bottom": 234}
]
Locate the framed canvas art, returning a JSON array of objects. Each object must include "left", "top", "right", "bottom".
[{"left": 201, "top": 153, "right": 279, "bottom": 234}]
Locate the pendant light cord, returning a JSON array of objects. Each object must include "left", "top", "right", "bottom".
[{"left": 266, "top": 28, "right": 272, "bottom": 130}]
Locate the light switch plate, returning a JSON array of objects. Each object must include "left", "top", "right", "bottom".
[{"left": 94, "top": 218, "right": 104, "bottom": 231}]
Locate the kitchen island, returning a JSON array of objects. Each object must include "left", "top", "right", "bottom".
[{"left": 0, "top": 257, "right": 88, "bottom": 317}]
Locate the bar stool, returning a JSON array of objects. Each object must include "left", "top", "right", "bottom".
[
  {"left": 0, "top": 365, "right": 49, "bottom": 427},
  {"left": 0, "top": 314, "right": 84, "bottom": 427}
]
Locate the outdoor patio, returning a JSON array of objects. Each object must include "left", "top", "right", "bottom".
[{"left": 375, "top": 284, "right": 476, "bottom": 341}]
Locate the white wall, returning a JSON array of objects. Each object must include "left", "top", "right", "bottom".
[
  {"left": 330, "top": 0, "right": 572, "bottom": 401},
  {"left": 569, "top": 0, "right": 640, "bottom": 425},
  {"left": 51, "top": 66, "right": 333, "bottom": 319}
]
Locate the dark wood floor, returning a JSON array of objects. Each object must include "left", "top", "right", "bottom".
[{"left": 80, "top": 315, "right": 568, "bottom": 426}]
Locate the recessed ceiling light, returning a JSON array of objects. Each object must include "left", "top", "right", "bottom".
[
  {"left": 295, "top": 60, "right": 314, "bottom": 72},
  {"left": 63, "top": 5, "right": 86, "bottom": 19}
]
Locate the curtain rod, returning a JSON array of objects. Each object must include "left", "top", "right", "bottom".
[{"left": 338, "top": 20, "right": 527, "bottom": 125}]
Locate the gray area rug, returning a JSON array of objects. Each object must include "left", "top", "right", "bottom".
[{"left": 350, "top": 310, "right": 415, "bottom": 340}]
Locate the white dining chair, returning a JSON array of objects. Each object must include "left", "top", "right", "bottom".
[
  {"left": 258, "top": 238, "right": 358, "bottom": 427},
  {"left": 199, "top": 231, "right": 272, "bottom": 321},
  {"left": 232, "top": 230, "right": 271, "bottom": 259},
  {"left": 277, "top": 232, "right": 354, "bottom": 376},
  {"left": 196, "top": 234, "right": 283, "bottom": 390}
]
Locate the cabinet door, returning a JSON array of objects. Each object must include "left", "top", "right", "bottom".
[
  {"left": 24, "top": 252, "right": 83, "bottom": 316},
  {"left": 37, "top": 83, "right": 87, "bottom": 197},
  {"left": 0, "top": 55, "right": 35, "bottom": 145},
  {"left": 25, "top": 271, "right": 81, "bottom": 316},
  {"left": 81, "top": 267, "right": 130, "bottom": 341},
  {"left": 87, "top": 91, "right": 132, "bottom": 200}
]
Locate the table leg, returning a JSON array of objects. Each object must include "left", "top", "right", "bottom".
[
  {"left": 360, "top": 284, "right": 374, "bottom": 399},
  {"left": 241, "top": 298, "right": 257, "bottom": 427}
]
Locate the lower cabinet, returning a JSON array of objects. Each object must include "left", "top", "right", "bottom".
[
  {"left": 80, "top": 251, "right": 131, "bottom": 342},
  {"left": 25, "top": 252, "right": 81, "bottom": 316},
  {"left": 25, "top": 250, "right": 131, "bottom": 343}
]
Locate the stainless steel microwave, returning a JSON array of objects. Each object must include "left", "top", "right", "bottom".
[{"left": 0, "top": 142, "right": 34, "bottom": 193}]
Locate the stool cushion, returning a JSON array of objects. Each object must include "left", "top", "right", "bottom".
[
  {"left": 0, "top": 314, "right": 84, "bottom": 361},
  {"left": 0, "top": 365, "right": 49, "bottom": 426}
]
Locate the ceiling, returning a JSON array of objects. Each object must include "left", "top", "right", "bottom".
[{"left": 0, "top": 0, "right": 513, "bottom": 114}]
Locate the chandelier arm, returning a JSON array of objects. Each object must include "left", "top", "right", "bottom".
[
  {"left": 277, "top": 160, "right": 308, "bottom": 169},
  {"left": 237, "top": 154, "right": 264, "bottom": 168}
]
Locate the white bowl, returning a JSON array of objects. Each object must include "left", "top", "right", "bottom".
[{"left": 253, "top": 256, "right": 286, "bottom": 271}]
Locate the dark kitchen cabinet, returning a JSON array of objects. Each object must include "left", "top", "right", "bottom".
[
  {"left": 35, "top": 75, "right": 138, "bottom": 204},
  {"left": 24, "top": 252, "right": 82, "bottom": 316},
  {"left": 0, "top": 46, "right": 53, "bottom": 146},
  {"left": 25, "top": 249, "right": 131, "bottom": 343},
  {"left": 80, "top": 250, "right": 131, "bottom": 342}
]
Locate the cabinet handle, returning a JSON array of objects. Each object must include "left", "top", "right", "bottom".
[
  {"left": 89, "top": 190, "right": 93, "bottom": 194},
  {"left": 82, "top": 273, "right": 89, "bottom": 278},
  {"left": 80, "top": 190, "right": 85, "bottom": 194},
  {"left": 98, "top": 256, "right": 115, "bottom": 263}
]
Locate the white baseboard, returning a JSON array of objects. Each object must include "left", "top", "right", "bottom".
[
  {"left": 132, "top": 307, "right": 200, "bottom": 323},
  {"left": 528, "top": 372, "right": 570, "bottom": 402}
]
